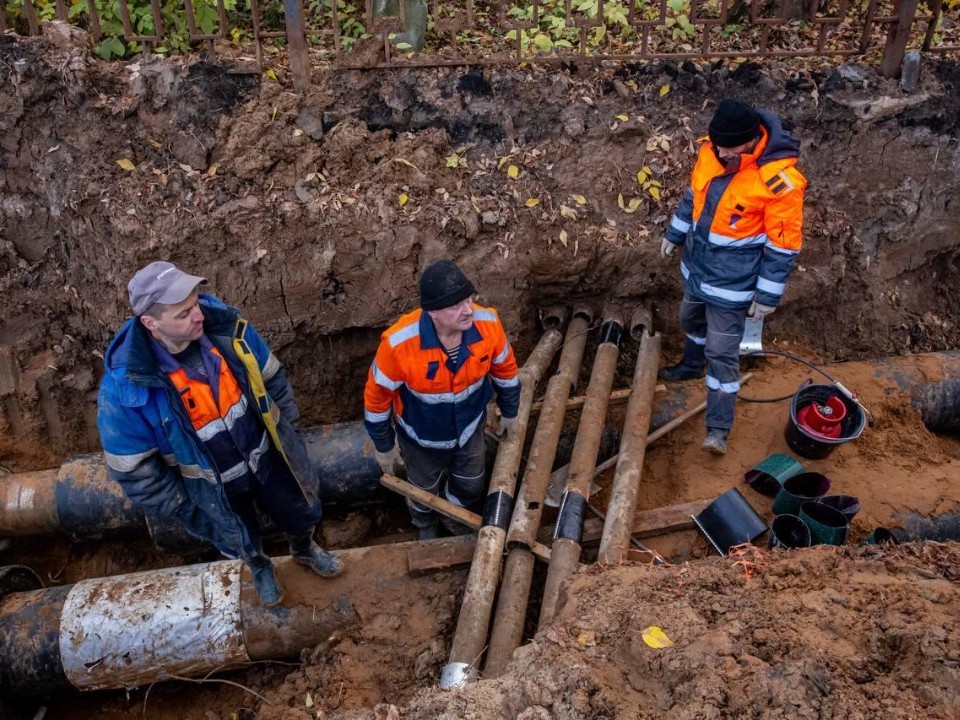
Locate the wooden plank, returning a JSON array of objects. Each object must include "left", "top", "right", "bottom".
[
  {"left": 380, "top": 473, "right": 480, "bottom": 529},
  {"left": 382, "top": 473, "right": 551, "bottom": 565},
  {"left": 580, "top": 498, "right": 713, "bottom": 544},
  {"left": 536, "top": 498, "right": 715, "bottom": 545},
  {"left": 530, "top": 385, "right": 664, "bottom": 415},
  {"left": 407, "top": 535, "right": 476, "bottom": 574}
]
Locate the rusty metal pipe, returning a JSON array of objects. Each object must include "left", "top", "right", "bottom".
[
  {"left": 629, "top": 306, "right": 652, "bottom": 340},
  {"left": 598, "top": 329, "right": 662, "bottom": 564},
  {"left": 0, "top": 422, "right": 383, "bottom": 547},
  {"left": 440, "top": 311, "right": 569, "bottom": 689},
  {"left": 539, "top": 313, "right": 625, "bottom": 630},
  {"left": 471, "top": 313, "right": 593, "bottom": 678},
  {"left": 0, "top": 536, "right": 464, "bottom": 696}
]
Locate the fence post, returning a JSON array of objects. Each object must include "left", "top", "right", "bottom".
[
  {"left": 282, "top": 0, "right": 310, "bottom": 92},
  {"left": 879, "top": 0, "right": 919, "bottom": 78}
]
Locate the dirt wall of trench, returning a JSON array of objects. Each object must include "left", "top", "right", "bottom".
[{"left": 2, "top": 27, "right": 960, "bottom": 468}]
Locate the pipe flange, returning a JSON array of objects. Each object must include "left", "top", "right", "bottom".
[{"left": 439, "top": 661, "right": 477, "bottom": 689}]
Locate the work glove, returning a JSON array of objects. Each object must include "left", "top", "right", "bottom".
[
  {"left": 660, "top": 238, "right": 679, "bottom": 258},
  {"left": 498, "top": 415, "right": 519, "bottom": 440},
  {"left": 748, "top": 300, "right": 776, "bottom": 321},
  {"left": 375, "top": 446, "right": 405, "bottom": 478}
]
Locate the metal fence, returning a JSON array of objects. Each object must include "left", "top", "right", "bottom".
[{"left": 1, "top": 0, "right": 957, "bottom": 88}]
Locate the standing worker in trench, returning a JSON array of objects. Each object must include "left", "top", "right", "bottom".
[
  {"left": 96, "top": 261, "right": 343, "bottom": 608},
  {"left": 660, "top": 98, "right": 806, "bottom": 454},
  {"left": 363, "top": 260, "right": 521, "bottom": 539}
]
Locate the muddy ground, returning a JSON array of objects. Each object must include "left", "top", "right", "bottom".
[{"left": 1, "top": 23, "right": 960, "bottom": 720}]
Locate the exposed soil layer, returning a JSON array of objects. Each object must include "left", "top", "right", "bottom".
[
  {"left": 2, "top": 29, "right": 960, "bottom": 469},
  {"left": 3, "top": 26, "right": 960, "bottom": 720}
]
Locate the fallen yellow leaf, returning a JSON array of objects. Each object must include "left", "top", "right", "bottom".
[
  {"left": 572, "top": 194, "right": 586, "bottom": 205},
  {"left": 648, "top": 186, "right": 661, "bottom": 201},
  {"left": 558, "top": 230, "right": 568, "bottom": 247},
  {"left": 560, "top": 205, "right": 577, "bottom": 219},
  {"left": 399, "top": 193, "right": 409, "bottom": 207},
  {"left": 659, "top": 83, "right": 670, "bottom": 97},
  {"left": 265, "top": 69, "right": 278, "bottom": 81},
  {"left": 206, "top": 164, "right": 217, "bottom": 176},
  {"left": 524, "top": 198, "right": 539, "bottom": 207},
  {"left": 576, "top": 630, "right": 597, "bottom": 649},
  {"left": 507, "top": 165, "right": 520, "bottom": 179},
  {"left": 116, "top": 158, "right": 136, "bottom": 171},
  {"left": 148, "top": 140, "right": 162, "bottom": 149},
  {"left": 637, "top": 170, "right": 648, "bottom": 185},
  {"left": 616, "top": 113, "right": 629, "bottom": 121},
  {"left": 641, "top": 626, "right": 674, "bottom": 649}
]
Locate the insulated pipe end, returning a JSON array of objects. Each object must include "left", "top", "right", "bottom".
[
  {"left": 572, "top": 305, "right": 594, "bottom": 324},
  {"left": 630, "top": 305, "right": 653, "bottom": 340},
  {"left": 539, "top": 305, "right": 568, "bottom": 329}
]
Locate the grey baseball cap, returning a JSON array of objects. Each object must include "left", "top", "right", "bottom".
[{"left": 128, "top": 261, "right": 206, "bottom": 316}]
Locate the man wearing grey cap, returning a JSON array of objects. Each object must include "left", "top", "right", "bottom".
[{"left": 97, "top": 261, "right": 343, "bottom": 607}]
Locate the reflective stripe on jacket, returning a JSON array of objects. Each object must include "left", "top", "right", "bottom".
[
  {"left": 96, "top": 294, "right": 317, "bottom": 562},
  {"left": 664, "top": 109, "right": 806, "bottom": 309},
  {"left": 165, "top": 345, "right": 268, "bottom": 485},
  {"left": 363, "top": 305, "right": 520, "bottom": 452}
]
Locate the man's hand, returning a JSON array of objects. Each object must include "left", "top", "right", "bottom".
[
  {"left": 660, "top": 238, "right": 679, "bottom": 258},
  {"left": 498, "top": 415, "right": 519, "bottom": 440},
  {"left": 375, "top": 446, "right": 405, "bottom": 477},
  {"left": 748, "top": 300, "right": 776, "bottom": 321}
]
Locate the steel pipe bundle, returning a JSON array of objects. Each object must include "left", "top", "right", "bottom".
[
  {"left": 440, "top": 306, "right": 571, "bottom": 689},
  {"left": 538, "top": 311, "right": 625, "bottom": 628}
]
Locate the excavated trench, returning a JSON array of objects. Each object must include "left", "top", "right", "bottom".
[{"left": 2, "top": 26, "right": 960, "bottom": 720}]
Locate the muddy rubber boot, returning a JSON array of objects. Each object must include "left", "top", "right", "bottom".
[
  {"left": 659, "top": 337, "right": 707, "bottom": 382},
  {"left": 658, "top": 363, "right": 707, "bottom": 382},
  {"left": 289, "top": 533, "right": 344, "bottom": 578},
  {"left": 701, "top": 428, "right": 729, "bottom": 456},
  {"left": 249, "top": 556, "right": 284, "bottom": 608},
  {"left": 417, "top": 524, "right": 441, "bottom": 541},
  {"left": 440, "top": 516, "right": 475, "bottom": 537}
]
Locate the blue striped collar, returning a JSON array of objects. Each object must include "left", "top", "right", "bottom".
[{"left": 418, "top": 311, "right": 483, "bottom": 351}]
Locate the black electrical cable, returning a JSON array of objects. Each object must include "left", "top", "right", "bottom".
[{"left": 737, "top": 349, "right": 840, "bottom": 403}]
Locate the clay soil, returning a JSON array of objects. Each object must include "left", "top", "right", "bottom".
[{"left": 2, "top": 24, "right": 960, "bottom": 720}]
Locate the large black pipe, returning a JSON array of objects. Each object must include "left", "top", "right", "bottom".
[
  {"left": 0, "top": 422, "right": 382, "bottom": 548},
  {"left": 0, "top": 536, "right": 465, "bottom": 697}
]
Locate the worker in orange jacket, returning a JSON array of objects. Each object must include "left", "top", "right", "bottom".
[
  {"left": 660, "top": 99, "right": 806, "bottom": 454},
  {"left": 363, "top": 261, "right": 521, "bottom": 539}
]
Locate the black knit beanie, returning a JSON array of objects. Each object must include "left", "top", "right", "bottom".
[
  {"left": 420, "top": 260, "right": 476, "bottom": 311},
  {"left": 708, "top": 99, "right": 761, "bottom": 148}
]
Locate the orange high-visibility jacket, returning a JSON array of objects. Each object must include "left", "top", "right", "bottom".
[
  {"left": 665, "top": 109, "right": 806, "bottom": 309},
  {"left": 363, "top": 306, "right": 520, "bottom": 452}
]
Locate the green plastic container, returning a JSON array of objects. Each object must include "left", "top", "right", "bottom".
[
  {"left": 744, "top": 453, "right": 805, "bottom": 497},
  {"left": 799, "top": 501, "right": 849, "bottom": 546}
]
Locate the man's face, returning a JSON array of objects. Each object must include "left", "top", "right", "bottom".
[
  {"left": 428, "top": 296, "right": 474, "bottom": 335},
  {"left": 140, "top": 290, "right": 205, "bottom": 348},
  {"left": 715, "top": 137, "right": 759, "bottom": 164}
]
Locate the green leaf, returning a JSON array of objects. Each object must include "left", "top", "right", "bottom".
[{"left": 534, "top": 33, "right": 553, "bottom": 52}]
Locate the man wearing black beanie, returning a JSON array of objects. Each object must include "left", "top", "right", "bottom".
[
  {"left": 363, "top": 260, "right": 521, "bottom": 538},
  {"left": 660, "top": 98, "right": 807, "bottom": 455}
]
